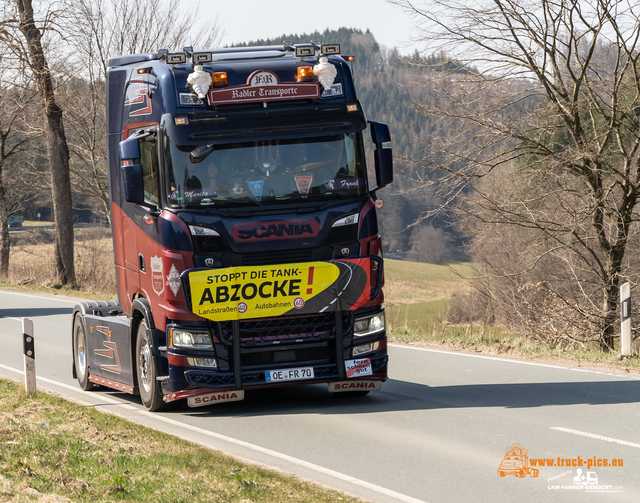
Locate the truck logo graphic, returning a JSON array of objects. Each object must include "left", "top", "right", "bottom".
[
  {"left": 94, "top": 326, "right": 121, "bottom": 374},
  {"left": 124, "top": 77, "right": 155, "bottom": 117},
  {"left": 150, "top": 256, "right": 164, "bottom": 295},
  {"left": 232, "top": 220, "right": 320, "bottom": 241},
  {"left": 497, "top": 443, "right": 539, "bottom": 478}
]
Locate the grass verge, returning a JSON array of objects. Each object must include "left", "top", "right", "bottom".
[
  {"left": 0, "top": 379, "right": 360, "bottom": 503},
  {"left": 387, "top": 301, "right": 640, "bottom": 374}
]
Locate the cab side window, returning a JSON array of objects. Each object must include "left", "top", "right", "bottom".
[{"left": 139, "top": 137, "right": 159, "bottom": 206}]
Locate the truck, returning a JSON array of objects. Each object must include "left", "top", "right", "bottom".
[{"left": 71, "top": 41, "right": 393, "bottom": 411}]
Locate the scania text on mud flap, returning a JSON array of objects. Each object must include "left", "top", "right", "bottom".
[{"left": 71, "top": 42, "right": 393, "bottom": 411}]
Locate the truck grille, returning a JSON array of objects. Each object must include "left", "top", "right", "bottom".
[
  {"left": 193, "top": 235, "right": 227, "bottom": 253},
  {"left": 220, "top": 245, "right": 333, "bottom": 267},
  {"left": 241, "top": 346, "right": 332, "bottom": 366},
  {"left": 219, "top": 313, "right": 337, "bottom": 346},
  {"left": 325, "top": 224, "right": 357, "bottom": 245}
]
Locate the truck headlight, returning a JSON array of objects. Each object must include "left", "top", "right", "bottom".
[
  {"left": 170, "top": 329, "right": 213, "bottom": 350},
  {"left": 332, "top": 213, "right": 359, "bottom": 227},
  {"left": 354, "top": 313, "right": 385, "bottom": 337}
]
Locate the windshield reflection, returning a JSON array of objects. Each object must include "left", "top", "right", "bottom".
[{"left": 163, "top": 133, "right": 367, "bottom": 208}]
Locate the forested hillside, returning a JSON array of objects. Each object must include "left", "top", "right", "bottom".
[{"left": 238, "top": 28, "right": 464, "bottom": 259}]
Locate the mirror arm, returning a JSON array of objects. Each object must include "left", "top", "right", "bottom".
[{"left": 146, "top": 204, "right": 161, "bottom": 217}]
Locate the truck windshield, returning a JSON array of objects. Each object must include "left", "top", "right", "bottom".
[{"left": 163, "top": 132, "right": 368, "bottom": 209}]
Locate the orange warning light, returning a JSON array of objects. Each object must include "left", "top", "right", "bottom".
[
  {"left": 297, "top": 66, "right": 314, "bottom": 81},
  {"left": 211, "top": 72, "right": 227, "bottom": 87}
]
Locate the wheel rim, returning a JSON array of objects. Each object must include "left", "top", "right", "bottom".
[
  {"left": 139, "top": 340, "right": 152, "bottom": 393},
  {"left": 77, "top": 326, "right": 87, "bottom": 380}
]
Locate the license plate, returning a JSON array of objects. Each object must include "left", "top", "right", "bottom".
[{"left": 265, "top": 366, "right": 314, "bottom": 382}]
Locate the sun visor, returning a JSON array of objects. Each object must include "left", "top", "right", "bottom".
[{"left": 162, "top": 107, "right": 366, "bottom": 146}]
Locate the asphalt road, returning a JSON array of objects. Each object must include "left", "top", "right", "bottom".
[{"left": 0, "top": 289, "right": 639, "bottom": 502}]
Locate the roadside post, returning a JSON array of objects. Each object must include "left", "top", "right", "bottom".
[
  {"left": 620, "top": 282, "right": 632, "bottom": 357},
  {"left": 23, "top": 318, "right": 36, "bottom": 394}
]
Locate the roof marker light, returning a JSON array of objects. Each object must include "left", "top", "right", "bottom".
[
  {"left": 342, "top": 55, "right": 355, "bottom": 62},
  {"left": 321, "top": 44, "right": 340, "bottom": 55},
  {"left": 296, "top": 66, "right": 314, "bottom": 81},
  {"left": 167, "top": 52, "right": 186, "bottom": 64},
  {"left": 193, "top": 52, "right": 212, "bottom": 63},
  {"left": 295, "top": 45, "right": 315, "bottom": 57}
]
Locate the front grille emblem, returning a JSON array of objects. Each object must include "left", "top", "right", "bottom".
[
  {"left": 341, "top": 247, "right": 350, "bottom": 256},
  {"left": 204, "top": 258, "right": 214, "bottom": 267}
]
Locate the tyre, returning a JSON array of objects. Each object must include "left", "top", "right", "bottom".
[
  {"left": 136, "top": 320, "right": 165, "bottom": 412},
  {"left": 73, "top": 314, "right": 94, "bottom": 391},
  {"left": 531, "top": 469, "right": 539, "bottom": 478},
  {"left": 498, "top": 471, "right": 505, "bottom": 477}
]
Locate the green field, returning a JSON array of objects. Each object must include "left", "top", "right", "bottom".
[
  {"left": 383, "top": 258, "right": 640, "bottom": 372},
  {"left": 384, "top": 259, "right": 473, "bottom": 306}
]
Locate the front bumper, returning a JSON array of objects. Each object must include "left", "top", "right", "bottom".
[{"left": 162, "top": 308, "right": 388, "bottom": 401}]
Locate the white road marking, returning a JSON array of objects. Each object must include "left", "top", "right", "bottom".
[
  {"left": 390, "top": 343, "right": 640, "bottom": 380},
  {"left": 0, "top": 363, "right": 427, "bottom": 503},
  {"left": 0, "top": 290, "right": 78, "bottom": 304},
  {"left": 551, "top": 427, "right": 640, "bottom": 449}
]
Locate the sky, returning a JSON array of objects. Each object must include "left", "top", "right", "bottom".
[{"left": 186, "top": 0, "right": 422, "bottom": 55}]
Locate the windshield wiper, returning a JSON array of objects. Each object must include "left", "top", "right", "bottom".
[{"left": 208, "top": 200, "right": 261, "bottom": 207}]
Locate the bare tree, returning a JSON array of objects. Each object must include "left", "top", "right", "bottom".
[
  {"left": 62, "top": 0, "right": 224, "bottom": 223},
  {"left": 0, "top": 57, "right": 39, "bottom": 277},
  {"left": 406, "top": 224, "right": 453, "bottom": 264},
  {"left": 0, "top": 0, "right": 77, "bottom": 286},
  {"left": 393, "top": 0, "right": 640, "bottom": 350}
]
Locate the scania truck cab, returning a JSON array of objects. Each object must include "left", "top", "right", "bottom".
[{"left": 72, "top": 42, "right": 393, "bottom": 411}]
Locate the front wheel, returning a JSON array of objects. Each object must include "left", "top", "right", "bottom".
[
  {"left": 73, "top": 314, "right": 94, "bottom": 391},
  {"left": 136, "top": 320, "right": 165, "bottom": 412}
]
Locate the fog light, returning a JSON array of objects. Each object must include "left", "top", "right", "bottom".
[
  {"left": 354, "top": 313, "right": 385, "bottom": 336},
  {"left": 353, "top": 341, "right": 379, "bottom": 356},
  {"left": 186, "top": 357, "right": 218, "bottom": 368}
]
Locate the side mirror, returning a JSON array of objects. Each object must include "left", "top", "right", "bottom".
[
  {"left": 369, "top": 121, "right": 391, "bottom": 145},
  {"left": 121, "top": 164, "right": 145, "bottom": 204},
  {"left": 119, "top": 136, "right": 141, "bottom": 161},
  {"left": 374, "top": 148, "right": 393, "bottom": 189},
  {"left": 119, "top": 126, "right": 157, "bottom": 161},
  {"left": 369, "top": 121, "right": 393, "bottom": 189}
]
